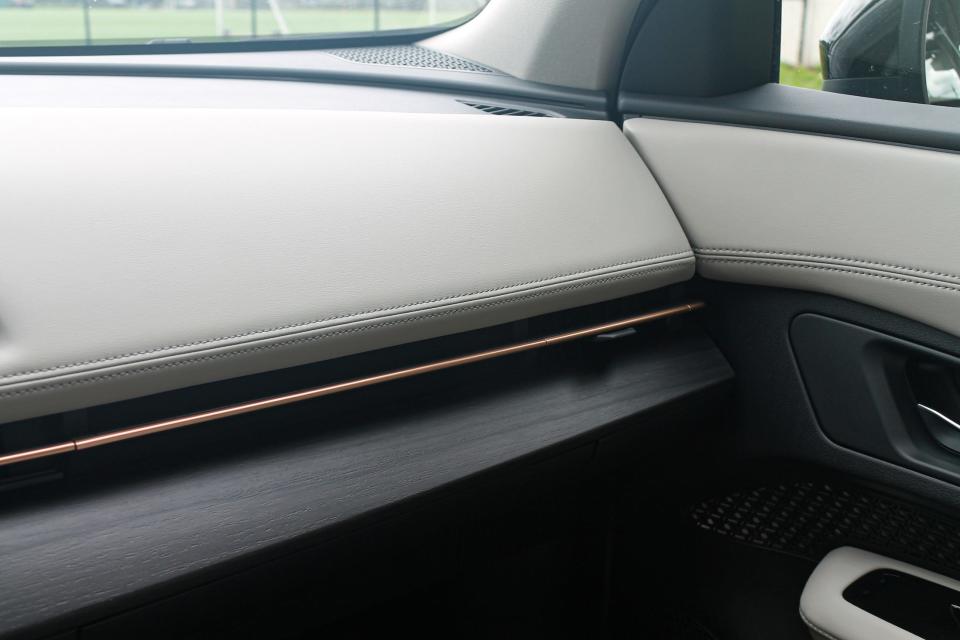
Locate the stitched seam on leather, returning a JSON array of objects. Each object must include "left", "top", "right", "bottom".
[
  {"left": 0, "top": 250, "right": 693, "bottom": 381},
  {"left": 0, "top": 261, "right": 691, "bottom": 398},
  {"left": 698, "top": 256, "right": 960, "bottom": 293},
  {"left": 797, "top": 609, "right": 842, "bottom": 640},
  {"left": 696, "top": 247, "right": 960, "bottom": 281}
]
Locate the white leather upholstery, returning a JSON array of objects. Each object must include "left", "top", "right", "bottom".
[
  {"left": 800, "top": 547, "right": 960, "bottom": 640},
  {"left": 0, "top": 108, "right": 692, "bottom": 423},
  {"left": 624, "top": 117, "right": 960, "bottom": 339}
]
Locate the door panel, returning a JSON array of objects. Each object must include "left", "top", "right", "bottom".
[{"left": 625, "top": 117, "right": 960, "bottom": 339}]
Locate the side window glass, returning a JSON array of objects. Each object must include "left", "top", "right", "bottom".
[
  {"left": 926, "top": 0, "right": 960, "bottom": 105},
  {"left": 0, "top": 0, "right": 490, "bottom": 49},
  {"left": 781, "top": 0, "right": 960, "bottom": 108}
]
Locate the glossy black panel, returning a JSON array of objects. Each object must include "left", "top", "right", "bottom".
[{"left": 844, "top": 569, "right": 960, "bottom": 639}]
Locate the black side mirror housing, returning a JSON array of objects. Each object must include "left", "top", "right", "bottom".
[
  {"left": 820, "top": 0, "right": 960, "bottom": 106},
  {"left": 820, "top": 0, "right": 929, "bottom": 103}
]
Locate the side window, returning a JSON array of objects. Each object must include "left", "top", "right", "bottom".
[
  {"left": 927, "top": 0, "right": 960, "bottom": 105},
  {"left": 780, "top": 0, "right": 960, "bottom": 108},
  {"left": 780, "top": 0, "right": 831, "bottom": 89},
  {"left": 0, "top": 0, "right": 489, "bottom": 49}
]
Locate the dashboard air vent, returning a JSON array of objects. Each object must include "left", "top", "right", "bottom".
[
  {"left": 461, "top": 102, "right": 552, "bottom": 117},
  {"left": 326, "top": 45, "right": 494, "bottom": 73}
]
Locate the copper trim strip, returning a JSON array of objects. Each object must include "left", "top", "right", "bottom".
[
  {"left": 0, "top": 301, "right": 704, "bottom": 467},
  {"left": 0, "top": 442, "right": 76, "bottom": 467}
]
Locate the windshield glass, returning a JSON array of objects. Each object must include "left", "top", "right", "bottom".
[{"left": 0, "top": 0, "right": 488, "bottom": 48}]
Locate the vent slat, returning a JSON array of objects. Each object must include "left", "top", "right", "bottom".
[{"left": 461, "top": 102, "right": 552, "bottom": 118}]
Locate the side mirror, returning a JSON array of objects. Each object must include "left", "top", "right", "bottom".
[{"left": 819, "top": 0, "right": 960, "bottom": 106}]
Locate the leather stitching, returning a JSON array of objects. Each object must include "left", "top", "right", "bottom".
[
  {"left": 697, "top": 256, "right": 960, "bottom": 293},
  {"left": 0, "top": 260, "right": 692, "bottom": 398},
  {"left": 0, "top": 250, "right": 693, "bottom": 382},
  {"left": 798, "top": 609, "right": 842, "bottom": 640},
  {"left": 696, "top": 247, "right": 960, "bottom": 282}
]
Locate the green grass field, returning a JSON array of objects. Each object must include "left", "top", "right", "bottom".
[
  {"left": 0, "top": 7, "right": 467, "bottom": 44},
  {"left": 779, "top": 62, "right": 823, "bottom": 90}
]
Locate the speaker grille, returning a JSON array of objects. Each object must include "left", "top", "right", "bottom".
[
  {"left": 692, "top": 480, "right": 960, "bottom": 578},
  {"left": 326, "top": 45, "right": 494, "bottom": 73}
]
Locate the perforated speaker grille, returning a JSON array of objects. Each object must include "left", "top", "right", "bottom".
[
  {"left": 326, "top": 45, "right": 494, "bottom": 73},
  {"left": 692, "top": 481, "right": 960, "bottom": 578}
]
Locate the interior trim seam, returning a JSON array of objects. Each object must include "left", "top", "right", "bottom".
[
  {"left": 0, "top": 259, "right": 694, "bottom": 398},
  {"left": 0, "top": 251, "right": 693, "bottom": 384}
]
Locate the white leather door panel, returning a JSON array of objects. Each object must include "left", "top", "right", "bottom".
[{"left": 625, "top": 117, "right": 960, "bottom": 338}]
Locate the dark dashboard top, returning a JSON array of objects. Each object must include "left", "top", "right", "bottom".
[{"left": 0, "top": 47, "right": 606, "bottom": 118}]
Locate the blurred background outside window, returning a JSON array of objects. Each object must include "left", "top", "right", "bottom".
[
  {"left": 781, "top": 0, "right": 842, "bottom": 89},
  {"left": 0, "top": 0, "right": 488, "bottom": 47}
]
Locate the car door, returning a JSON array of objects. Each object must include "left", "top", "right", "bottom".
[{"left": 617, "top": 1, "right": 960, "bottom": 638}]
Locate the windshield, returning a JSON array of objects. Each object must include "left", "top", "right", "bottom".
[{"left": 0, "top": 0, "right": 488, "bottom": 48}]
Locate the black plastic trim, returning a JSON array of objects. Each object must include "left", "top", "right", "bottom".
[
  {"left": 608, "top": 0, "right": 664, "bottom": 123},
  {"left": 618, "top": 0, "right": 779, "bottom": 98},
  {"left": 771, "top": 0, "right": 783, "bottom": 83},
  {"left": 0, "top": 60, "right": 607, "bottom": 116},
  {"left": 791, "top": 313, "right": 960, "bottom": 488},
  {"left": 694, "top": 280, "right": 960, "bottom": 519},
  {"left": 0, "top": 327, "right": 730, "bottom": 638},
  {"left": 622, "top": 83, "right": 960, "bottom": 154}
]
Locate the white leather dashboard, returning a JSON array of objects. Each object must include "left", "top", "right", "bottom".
[
  {"left": 0, "top": 108, "right": 692, "bottom": 424},
  {"left": 625, "top": 117, "right": 960, "bottom": 340}
]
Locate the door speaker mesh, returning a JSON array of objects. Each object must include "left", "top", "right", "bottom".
[{"left": 692, "top": 480, "right": 960, "bottom": 578}]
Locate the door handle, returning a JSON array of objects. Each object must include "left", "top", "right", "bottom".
[{"left": 918, "top": 403, "right": 960, "bottom": 455}]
